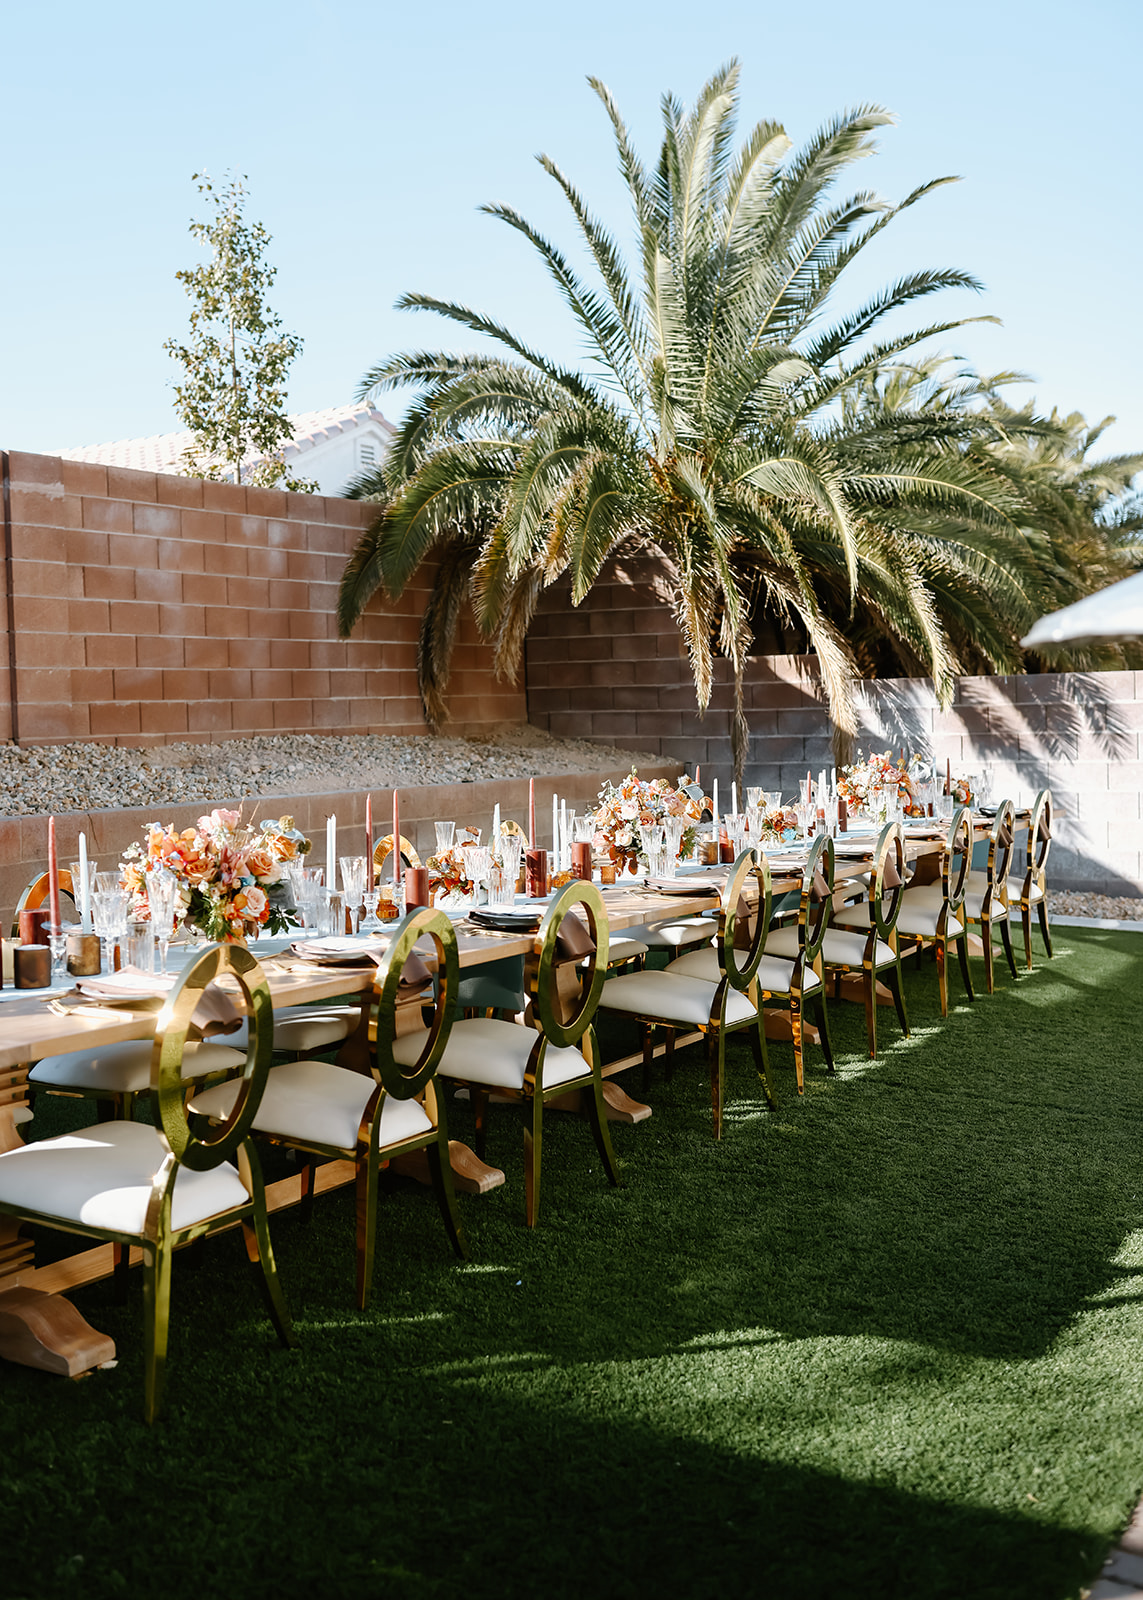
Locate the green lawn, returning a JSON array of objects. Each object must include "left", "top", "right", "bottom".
[{"left": 4, "top": 927, "right": 1143, "bottom": 1600}]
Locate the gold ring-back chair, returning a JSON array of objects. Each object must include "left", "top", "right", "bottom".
[
  {"left": 0, "top": 944, "right": 296, "bottom": 1422},
  {"left": 599, "top": 850, "right": 779, "bottom": 1137},
  {"left": 192, "top": 907, "right": 467, "bottom": 1307}
]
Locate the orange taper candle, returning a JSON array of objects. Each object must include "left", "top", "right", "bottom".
[
  {"left": 47, "top": 816, "right": 62, "bottom": 931},
  {"left": 392, "top": 790, "right": 401, "bottom": 885},
  {"left": 365, "top": 795, "right": 374, "bottom": 891}
]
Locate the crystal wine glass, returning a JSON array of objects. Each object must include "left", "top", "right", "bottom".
[
  {"left": 340, "top": 856, "right": 367, "bottom": 934},
  {"left": 146, "top": 868, "right": 179, "bottom": 975}
]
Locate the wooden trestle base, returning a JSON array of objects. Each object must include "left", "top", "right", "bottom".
[{"left": 0, "top": 1287, "right": 115, "bottom": 1378}]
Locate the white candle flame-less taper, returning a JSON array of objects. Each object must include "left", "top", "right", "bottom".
[
  {"left": 78, "top": 831, "right": 91, "bottom": 933},
  {"left": 326, "top": 814, "right": 336, "bottom": 895}
]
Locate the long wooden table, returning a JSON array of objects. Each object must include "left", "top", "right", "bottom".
[{"left": 0, "top": 820, "right": 1015, "bottom": 1369}]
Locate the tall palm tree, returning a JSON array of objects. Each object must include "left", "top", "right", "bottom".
[{"left": 339, "top": 63, "right": 1069, "bottom": 775}]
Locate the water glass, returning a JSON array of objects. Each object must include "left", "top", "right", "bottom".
[
  {"left": 662, "top": 816, "right": 685, "bottom": 876},
  {"left": 823, "top": 795, "right": 840, "bottom": 837},
  {"left": 434, "top": 820, "right": 456, "bottom": 854},
  {"left": 745, "top": 787, "right": 764, "bottom": 809},
  {"left": 127, "top": 918, "right": 154, "bottom": 974},
  {"left": 94, "top": 870, "right": 121, "bottom": 895},
  {"left": 572, "top": 812, "right": 596, "bottom": 844},
  {"left": 724, "top": 813, "right": 749, "bottom": 856},
  {"left": 487, "top": 861, "right": 516, "bottom": 907},
  {"left": 796, "top": 801, "right": 817, "bottom": 840}
]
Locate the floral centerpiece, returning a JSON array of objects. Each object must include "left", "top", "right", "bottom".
[
  {"left": 592, "top": 769, "right": 706, "bottom": 874},
  {"left": 425, "top": 843, "right": 474, "bottom": 901},
  {"left": 838, "top": 751, "right": 930, "bottom": 820},
  {"left": 751, "top": 805, "right": 798, "bottom": 843},
  {"left": 120, "top": 809, "right": 308, "bottom": 942}
]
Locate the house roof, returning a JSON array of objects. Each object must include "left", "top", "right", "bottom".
[{"left": 56, "top": 401, "right": 395, "bottom": 476}]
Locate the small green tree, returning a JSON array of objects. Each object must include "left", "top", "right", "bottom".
[{"left": 165, "top": 172, "right": 314, "bottom": 490}]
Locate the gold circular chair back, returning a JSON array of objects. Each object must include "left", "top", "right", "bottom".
[
  {"left": 800, "top": 833, "right": 835, "bottom": 964},
  {"left": 372, "top": 834, "right": 423, "bottom": 873},
  {"left": 154, "top": 943, "right": 273, "bottom": 1171},
  {"left": 530, "top": 880, "right": 609, "bottom": 1050},
  {"left": 988, "top": 800, "right": 1017, "bottom": 891},
  {"left": 12, "top": 869, "right": 79, "bottom": 937},
  {"left": 1029, "top": 789, "right": 1052, "bottom": 875},
  {"left": 370, "top": 907, "right": 459, "bottom": 1101},
  {"left": 870, "top": 822, "right": 906, "bottom": 940},
  {"left": 944, "top": 807, "right": 974, "bottom": 912},
  {"left": 716, "top": 849, "right": 772, "bottom": 990}
]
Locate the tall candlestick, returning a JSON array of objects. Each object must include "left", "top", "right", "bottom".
[
  {"left": 365, "top": 795, "right": 374, "bottom": 892},
  {"left": 712, "top": 778, "right": 718, "bottom": 821},
  {"left": 830, "top": 767, "right": 837, "bottom": 794},
  {"left": 731, "top": 782, "right": 738, "bottom": 815},
  {"left": 818, "top": 769, "right": 827, "bottom": 803},
  {"left": 78, "top": 832, "right": 90, "bottom": 933},
  {"left": 528, "top": 779, "right": 536, "bottom": 848},
  {"left": 326, "top": 814, "right": 336, "bottom": 892},
  {"left": 393, "top": 790, "right": 401, "bottom": 885},
  {"left": 946, "top": 758, "right": 951, "bottom": 796},
  {"left": 47, "top": 817, "right": 61, "bottom": 931},
  {"left": 493, "top": 802, "right": 500, "bottom": 845},
  {"left": 560, "top": 799, "right": 567, "bottom": 868},
  {"left": 552, "top": 792, "right": 559, "bottom": 859}
]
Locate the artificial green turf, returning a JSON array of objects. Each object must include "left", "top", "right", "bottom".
[{"left": 4, "top": 927, "right": 1143, "bottom": 1599}]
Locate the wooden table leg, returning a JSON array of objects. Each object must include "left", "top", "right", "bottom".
[
  {"left": 0, "top": 1287, "right": 115, "bottom": 1378},
  {"left": 389, "top": 1141, "right": 505, "bottom": 1195},
  {"left": 763, "top": 1009, "right": 821, "bottom": 1046},
  {"left": 545, "top": 1083, "right": 653, "bottom": 1124},
  {"left": 834, "top": 975, "right": 894, "bottom": 1006}
]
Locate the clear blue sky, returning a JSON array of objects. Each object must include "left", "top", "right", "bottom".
[{"left": 3, "top": 0, "right": 1140, "bottom": 460}]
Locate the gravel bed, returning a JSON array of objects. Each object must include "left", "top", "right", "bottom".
[
  {"left": 0, "top": 729, "right": 661, "bottom": 817},
  {"left": 1046, "top": 890, "right": 1143, "bottom": 921}
]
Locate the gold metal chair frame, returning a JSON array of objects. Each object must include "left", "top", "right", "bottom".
[
  {"left": 971, "top": 800, "right": 1020, "bottom": 993},
  {"left": 600, "top": 850, "right": 780, "bottom": 1138},
  {"left": 453, "top": 880, "right": 622, "bottom": 1226},
  {"left": 198, "top": 908, "right": 468, "bottom": 1308},
  {"left": 372, "top": 834, "right": 423, "bottom": 874},
  {"left": 1014, "top": 789, "right": 1053, "bottom": 969},
  {"left": 763, "top": 833, "right": 836, "bottom": 1094},
  {"left": 826, "top": 823, "right": 910, "bottom": 1058},
  {"left": 0, "top": 944, "right": 296, "bottom": 1422},
  {"left": 11, "top": 868, "right": 79, "bottom": 936},
  {"left": 902, "top": 806, "right": 976, "bottom": 1017}
]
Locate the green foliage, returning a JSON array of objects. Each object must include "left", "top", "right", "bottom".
[
  {"left": 165, "top": 172, "right": 315, "bottom": 492},
  {"left": 340, "top": 65, "right": 1140, "bottom": 775}
]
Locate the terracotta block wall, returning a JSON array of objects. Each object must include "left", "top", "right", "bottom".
[
  {"left": 0, "top": 450, "right": 525, "bottom": 747},
  {"left": 526, "top": 557, "right": 1143, "bottom": 895}
]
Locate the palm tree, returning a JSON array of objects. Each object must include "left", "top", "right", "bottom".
[{"left": 338, "top": 63, "right": 1080, "bottom": 775}]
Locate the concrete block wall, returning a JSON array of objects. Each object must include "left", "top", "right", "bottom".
[
  {"left": 0, "top": 450, "right": 524, "bottom": 747},
  {"left": 525, "top": 558, "right": 1143, "bottom": 894}
]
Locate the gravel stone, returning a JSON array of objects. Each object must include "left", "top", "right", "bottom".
[
  {"left": 0, "top": 729, "right": 662, "bottom": 818},
  {"left": 1046, "top": 890, "right": 1143, "bottom": 921}
]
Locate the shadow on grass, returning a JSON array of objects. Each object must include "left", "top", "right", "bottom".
[{"left": 3, "top": 929, "right": 1142, "bottom": 1600}]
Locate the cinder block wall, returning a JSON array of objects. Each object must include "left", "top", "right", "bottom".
[
  {"left": 525, "top": 558, "right": 1143, "bottom": 894},
  {"left": 0, "top": 450, "right": 525, "bottom": 746}
]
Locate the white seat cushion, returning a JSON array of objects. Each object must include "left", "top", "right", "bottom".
[
  {"left": 601, "top": 936, "right": 649, "bottom": 965},
  {"left": 621, "top": 918, "right": 714, "bottom": 949},
  {"left": 1006, "top": 877, "right": 1045, "bottom": 904},
  {"left": 906, "top": 881, "right": 1007, "bottom": 923},
  {"left": 217, "top": 1005, "right": 360, "bottom": 1054},
  {"left": 665, "top": 946, "right": 821, "bottom": 994},
  {"left": 765, "top": 923, "right": 897, "bottom": 969},
  {"left": 29, "top": 1038, "right": 246, "bottom": 1094},
  {"left": 192, "top": 1059, "right": 431, "bottom": 1152},
  {"left": 401, "top": 1017, "right": 593, "bottom": 1092},
  {"left": 599, "top": 969, "right": 758, "bottom": 1028},
  {"left": 834, "top": 897, "right": 965, "bottom": 941},
  {"left": 0, "top": 1120, "right": 250, "bottom": 1235}
]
